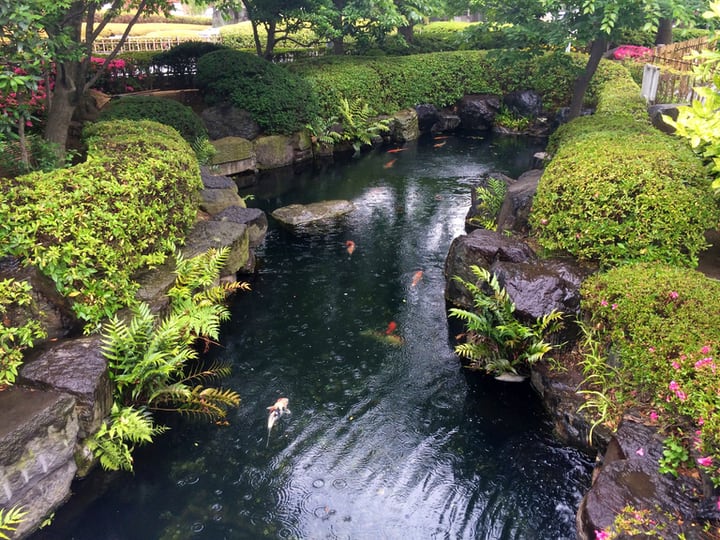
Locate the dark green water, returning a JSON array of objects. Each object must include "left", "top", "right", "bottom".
[{"left": 36, "top": 134, "right": 592, "bottom": 540}]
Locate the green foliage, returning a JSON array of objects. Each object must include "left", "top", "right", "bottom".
[
  {"left": 581, "top": 262, "right": 720, "bottom": 485},
  {"left": 98, "top": 95, "right": 208, "bottom": 143},
  {"left": 196, "top": 49, "right": 320, "bottom": 134},
  {"left": 0, "top": 505, "right": 27, "bottom": 540},
  {"left": 531, "top": 64, "right": 719, "bottom": 268},
  {"left": 0, "top": 120, "right": 202, "bottom": 330},
  {"left": 469, "top": 177, "right": 507, "bottom": 230},
  {"left": 0, "top": 134, "right": 66, "bottom": 177},
  {"left": 0, "top": 278, "right": 46, "bottom": 387},
  {"left": 449, "top": 265, "right": 564, "bottom": 376},
  {"left": 150, "top": 40, "right": 228, "bottom": 85},
  {"left": 324, "top": 97, "right": 391, "bottom": 155},
  {"left": 494, "top": 105, "right": 532, "bottom": 132},
  {"left": 94, "top": 248, "right": 247, "bottom": 471},
  {"left": 658, "top": 435, "right": 691, "bottom": 477},
  {"left": 86, "top": 403, "right": 167, "bottom": 471}
]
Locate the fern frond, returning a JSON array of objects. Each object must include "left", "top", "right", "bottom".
[{"left": 0, "top": 506, "right": 28, "bottom": 540}]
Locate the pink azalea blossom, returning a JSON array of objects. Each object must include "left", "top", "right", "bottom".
[
  {"left": 668, "top": 291, "right": 679, "bottom": 300},
  {"left": 698, "top": 456, "right": 713, "bottom": 467},
  {"left": 648, "top": 347, "right": 655, "bottom": 353},
  {"left": 636, "top": 447, "right": 645, "bottom": 457},
  {"left": 676, "top": 390, "right": 687, "bottom": 402},
  {"left": 671, "top": 361, "right": 681, "bottom": 370},
  {"left": 600, "top": 299, "right": 608, "bottom": 307},
  {"left": 595, "top": 529, "right": 611, "bottom": 540},
  {"left": 701, "top": 345, "right": 711, "bottom": 355},
  {"left": 611, "top": 303, "right": 618, "bottom": 310},
  {"left": 649, "top": 410, "right": 659, "bottom": 422},
  {"left": 669, "top": 380, "right": 680, "bottom": 392}
]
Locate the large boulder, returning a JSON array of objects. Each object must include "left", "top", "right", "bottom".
[
  {"left": 254, "top": 134, "right": 296, "bottom": 170},
  {"left": 496, "top": 169, "right": 543, "bottom": 234},
  {"left": 444, "top": 229, "right": 589, "bottom": 321},
  {"left": 389, "top": 108, "right": 420, "bottom": 142},
  {"left": 456, "top": 94, "right": 501, "bottom": 131},
  {"left": 210, "top": 137, "right": 256, "bottom": 176},
  {"left": 432, "top": 111, "right": 461, "bottom": 133},
  {"left": 19, "top": 336, "right": 112, "bottom": 442},
  {"left": 577, "top": 418, "right": 712, "bottom": 539},
  {"left": 201, "top": 103, "right": 260, "bottom": 140},
  {"left": 415, "top": 104, "right": 439, "bottom": 133},
  {"left": 271, "top": 200, "right": 355, "bottom": 230},
  {"left": 0, "top": 387, "right": 78, "bottom": 539},
  {"left": 184, "top": 220, "right": 251, "bottom": 276},
  {"left": 503, "top": 90, "right": 543, "bottom": 118},
  {"left": 212, "top": 206, "right": 268, "bottom": 248},
  {"left": 199, "top": 169, "right": 246, "bottom": 215}
]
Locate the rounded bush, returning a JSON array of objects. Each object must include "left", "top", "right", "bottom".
[
  {"left": 98, "top": 95, "right": 208, "bottom": 143},
  {"left": 530, "top": 128, "right": 718, "bottom": 267},
  {"left": 196, "top": 49, "right": 320, "bottom": 134}
]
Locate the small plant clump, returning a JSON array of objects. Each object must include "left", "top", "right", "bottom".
[
  {"left": 450, "top": 265, "right": 564, "bottom": 377},
  {"left": 469, "top": 177, "right": 507, "bottom": 230}
]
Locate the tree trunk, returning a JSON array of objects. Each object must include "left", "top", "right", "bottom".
[
  {"left": 264, "top": 21, "right": 277, "bottom": 60},
  {"left": 567, "top": 37, "right": 607, "bottom": 121},
  {"left": 44, "top": 61, "right": 83, "bottom": 159},
  {"left": 332, "top": 36, "right": 345, "bottom": 55},
  {"left": 655, "top": 18, "right": 673, "bottom": 46},
  {"left": 398, "top": 24, "right": 414, "bottom": 44}
]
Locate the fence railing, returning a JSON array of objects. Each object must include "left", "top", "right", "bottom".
[
  {"left": 92, "top": 35, "right": 222, "bottom": 54},
  {"left": 643, "top": 35, "right": 716, "bottom": 104}
]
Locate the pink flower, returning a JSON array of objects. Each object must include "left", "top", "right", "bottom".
[
  {"left": 701, "top": 345, "right": 711, "bottom": 355},
  {"left": 668, "top": 291, "right": 679, "bottom": 300},
  {"left": 698, "top": 456, "right": 713, "bottom": 467},
  {"left": 600, "top": 299, "right": 608, "bottom": 307},
  {"left": 698, "top": 417, "right": 705, "bottom": 426},
  {"left": 694, "top": 357, "right": 714, "bottom": 370},
  {"left": 636, "top": 447, "right": 645, "bottom": 457},
  {"left": 669, "top": 380, "right": 680, "bottom": 392},
  {"left": 649, "top": 410, "right": 659, "bottom": 422},
  {"left": 676, "top": 390, "right": 687, "bottom": 402},
  {"left": 671, "top": 361, "right": 681, "bottom": 370},
  {"left": 717, "top": 498, "right": 720, "bottom": 511},
  {"left": 648, "top": 346, "right": 655, "bottom": 353},
  {"left": 595, "top": 529, "right": 611, "bottom": 540},
  {"left": 611, "top": 303, "right": 618, "bottom": 310}
]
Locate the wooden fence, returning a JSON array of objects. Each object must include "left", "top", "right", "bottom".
[
  {"left": 92, "top": 35, "right": 221, "bottom": 54},
  {"left": 646, "top": 35, "right": 716, "bottom": 104}
]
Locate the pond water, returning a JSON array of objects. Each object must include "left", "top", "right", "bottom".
[{"left": 35, "top": 134, "right": 592, "bottom": 540}]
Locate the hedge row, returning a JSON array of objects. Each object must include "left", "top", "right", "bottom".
[
  {"left": 0, "top": 120, "right": 202, "bottom": 329},
  {"left": 530, "top": 63, "right": 719, "bottom": 267}
]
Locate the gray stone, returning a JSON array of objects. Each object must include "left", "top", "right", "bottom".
[
  {"left": 199, "top": 186, "right": 245, "bottom": 216},
  {"left": 432, "top": 112, "right": 461, "bottom": 133},
  {"left": 210, "top": 137, "right": 256, "bottom": 176},
  {"left": 0, "top": 387, "right": 78, "bottom": 539},
  {"left": 254, "top": 135, "right": 295, "bottom": 170},
  {"left": 389, "top": 109, "right": 420, "bottom": 142},
  {"left": 183, "top": 220, "right": 250, "bottom": 277},
  {"left": 19, "top": 335, "right": 112, "bottom": 440},
  {"left": 648, "top": 103, "right": 680, "bottom": 134},
  {"left": 415, "top": 104, "right": 439, "bottom": 132},
  {"left": 201, "top": 103, "right": 260, "bottom": 140},
  {"left": 496, "top": 169, "right": 542, "bottom": 234},
  {"left": 212, "top": 206, "right": 268, "bottom": 248},
  {"left": 271, "top": 200, "right": 355, "bottom": 229},
  {"left": 503, "top": 90, "right": 543, "bottom": 118},
  {"left": 456, "top": 94, "right": 501, "bottom": 131}
]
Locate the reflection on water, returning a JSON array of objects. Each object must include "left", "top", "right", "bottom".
[{"left": 34, "top": 134, "right": 591, "bottom": 540}]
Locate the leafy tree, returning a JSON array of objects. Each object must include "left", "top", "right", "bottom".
[{"left": 31, "top": 0, "right": 174, "bottom": 157}]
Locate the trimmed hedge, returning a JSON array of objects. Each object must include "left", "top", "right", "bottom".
[
  {"left": 530, "top": 64, "right": 719, "bottom": 267},
  {"left": 98, "top": 95, "right": 208, "bottom": 143},
  {"left": 196, "top": 49, "right": 320, "bottom": 134},
  {"left": 291, "top": 50, "right": 590, "bottom": 117},
  {"left": 0, "top": 120, "right": 202, "bottom": 328}
]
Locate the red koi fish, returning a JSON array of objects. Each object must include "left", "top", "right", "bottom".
[
  {"left": 387, "top": 148, "right": 407, "bottom": 154},
  {"left": 384, "top": 159, "right": 397, "bottom": 169},
  {"left": 433, "top": 141, "right": 446, "bottom": 148},
  {"left": 411, "top": 270, "right": 423, "bottom": 287},
  {"left": 346, "top": 240, "right": 356, "bottom": 255},
  {"left": 385, "top": 321, "right": 398, "bottom": 335}
]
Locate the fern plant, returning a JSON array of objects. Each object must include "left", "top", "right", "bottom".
[
  {"left": 308, "top": 97, "right": 391, "bottom": 155},
  {"left": 449, "top": 265, "right": 564, "bottom": 376},
  {"left": 469, "top": 177, "right": 508, "bottom": 231},
  {"left": 0, "top": 506, "right": 27, "bottom": 540},
  {"left": 93, "top": 247, "right": 248, "bottom": 471}
]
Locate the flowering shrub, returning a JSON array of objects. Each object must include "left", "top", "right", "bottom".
[
  {"left": 612, "top": 45, "right": 652, "bottom": 61},
  {"left": 581, "top": 263, "right": 720, "bottom": 485},
  {"left": 89, "top": 56, "right": 146, "bottom": 94},
  {"left": 0, "top": 66, "right": 51, "bottom": 134}
]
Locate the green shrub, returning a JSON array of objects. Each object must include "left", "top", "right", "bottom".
[
  {"left": 0, "top": 120, "right": 202, "bottom": 329},
  {"left": 151, "top": 41, "right": 228, "bottom": 87},
  {"left": 98, "top": 95, "right": 208, "bottom": 143},
  {"left": 196, "top": 49, "right": 320, "bottom": 134},
  {"left": 531, "top": 128, "right": 717, "bottom": 267},
  {"left": 580, "top": 263, "right": 720, "bottom": 484}
]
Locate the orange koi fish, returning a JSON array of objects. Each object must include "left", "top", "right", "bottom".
[
  {"left": 433, "top": 141, "right": 446, "bottom": 148},
  {"left": 267, "top": 397, "right": 290, "bottom": 447},
  {"left": 433, "top": 135, "right": 449, "bottom": 140},
  {"left": 386, "top": 148, "right": 407, "bottom": 154},
  {"left": 411, "top": 270, "right": 423, "bottom": 287},
  {"left": 385, "top": 321, "right": 398, "bottom": 335},
  {"left": 346, "top": 240, "right": 356, "bottom": 255},
  {"left": 384, "top": 159, "right": 397, "bottom": 169}
]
